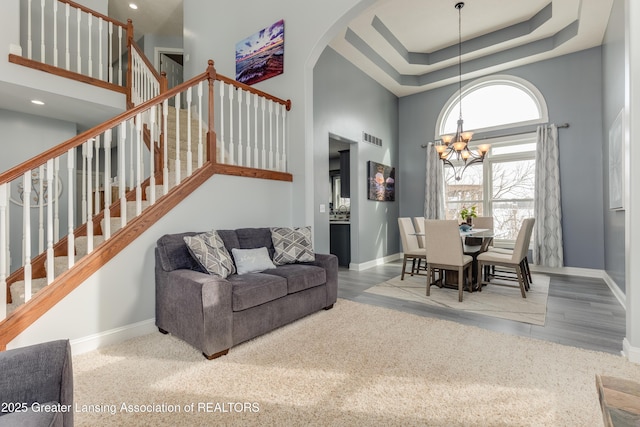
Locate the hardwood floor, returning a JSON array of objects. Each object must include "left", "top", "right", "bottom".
[{"left": 337, "top": 260, "right": 626, "bottom": 355}]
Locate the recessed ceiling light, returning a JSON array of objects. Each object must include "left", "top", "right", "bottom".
[
  {"left": 129, "top": 3, "right": 138, "bottom": 9},
  {"left": 31, "top": 99, "right": 45, "bottom": 105}
]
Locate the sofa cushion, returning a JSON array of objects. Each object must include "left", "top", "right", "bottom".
[
  {"left": 183, "top": 231, "right": 236, "bottom": 278},
  {"left": 228, "top": 273, "right": 287, "bottom": 311},
  {"left": 157, "top": 232, "right": 207, "bottom": 273},
  {"left": 263, "top": 264, "right": 326, "bottom": 294},
  {"left": 0, "top": 402, "right": 62, "bottom": 427},
  {"left": 231, "top": 247, "right": 276, "bottom": 275},
  {"left": 270, "top": 226, "right": 315, "bottom": 265},
  {"left": 217, "top": 229, "right": 241, "bottom": 254},
  {"left": 235, "top": 228, "right": 276, "bottom": 258}
]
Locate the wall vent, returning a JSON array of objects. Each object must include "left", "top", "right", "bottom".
[{"left": 362, "top": 131, "right": 382, "bottom": 147}]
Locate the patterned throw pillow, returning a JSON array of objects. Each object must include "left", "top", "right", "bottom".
[
  {"left": 183, "top": 230, "right": 236, "bottom": 278},
  {"left": 270, "top": 226, "right": 315, "bottom": 266}
]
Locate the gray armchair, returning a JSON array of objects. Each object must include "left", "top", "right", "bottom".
[{"left": 0, "top": 340, "right": 73, "bottom": 427}]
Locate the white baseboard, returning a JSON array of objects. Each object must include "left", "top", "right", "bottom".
[
  {"left": 623, "top": 338, "right": 640, "bottom": 364},
  {"left": 70, "top": 318, "right": 157, "bottom": 356},
  {"left": 603, "top": 271, "right": 626, "bottom": 309},
  {"left": 350, "top": 253, "right": 401, "bottom": 271},
  {"left": 529, "top": 265, "right": 626, "bottom": 310}
]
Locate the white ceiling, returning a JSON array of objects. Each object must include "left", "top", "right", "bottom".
[
  {"left": 330, "top": 0, "right": 614, "bottom": 97},
  {"left": 108, "top": 0, "right": 183, "bottom": 41}
]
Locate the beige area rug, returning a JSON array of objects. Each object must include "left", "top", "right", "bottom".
[
  {"left": 364, "top": 273, "right": 550, "bottom": 326},
  {"left": 71, "top": 299, "right": 640, "bottom": 427}
]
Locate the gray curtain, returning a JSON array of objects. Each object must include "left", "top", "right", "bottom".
[
  {"left": 424, "top": 143, "right": 445, "bottom": 219},
  {"left": 533, "top": 124, "right": 564, "bottom": 267}
]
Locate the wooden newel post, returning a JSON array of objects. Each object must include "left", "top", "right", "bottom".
[
  {"left": 207, "top": 60, "right": 218, "bottom": 163},
  {"left": 160, "top": 71, "right": 168, "bottom": 94}
]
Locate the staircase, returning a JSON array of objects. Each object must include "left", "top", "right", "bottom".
[{"left": 4, "top": 104, "right": 206, "bottom": 316}]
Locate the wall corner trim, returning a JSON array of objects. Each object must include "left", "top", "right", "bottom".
[
  {"left": 350, "top": 253, "right": 401, "bottom": 271},
  {"left": 623, "top": 338, "right": 640, "bottom": 364},
  {"left": 69, "top": 318, "right": 157, "bottom": 356}
]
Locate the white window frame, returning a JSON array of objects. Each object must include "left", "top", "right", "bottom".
[{"left": 435, "top": 75, "right": 549, "bottom": 138}]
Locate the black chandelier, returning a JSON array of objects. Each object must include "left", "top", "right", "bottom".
[{"left": 434, "top": 2, "right": 490, "bottom": 181}]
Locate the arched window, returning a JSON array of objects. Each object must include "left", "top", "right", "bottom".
[
  {"left": 436, "top": 75, "right": 548, "bottom": 137},
  {"left": 436, "top": 75, "right": 548, "bottom": 243}
]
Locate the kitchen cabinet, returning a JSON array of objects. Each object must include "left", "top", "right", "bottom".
[{"left": 330, "top": 222, "right": 350, "bottom": 267}]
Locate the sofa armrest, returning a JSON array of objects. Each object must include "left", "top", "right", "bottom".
[
  {"left": 0, "top": 339, "right": 73, "bottom": 426},
  {"left": 155, "top": 260, "right": 234, "bottom": 357},
  {"left": 309, "top": 253, "right": 338, "bottom": 307}
]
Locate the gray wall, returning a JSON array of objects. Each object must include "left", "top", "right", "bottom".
[
  {"left": 313, "top": 47, "right": 400, "bottom": 264},
  {"left": 602, "top": 0, "right": 626, "bottom": 292},
  {"left": 399, "top": 47, "right": 605, "bottom": 270}
]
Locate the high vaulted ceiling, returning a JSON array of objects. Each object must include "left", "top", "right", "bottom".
[
  {"left": 108, "top": 0, "right": 183, "bottom": 41},
  {"left": 329, "top": 0, "right": 614, "bottom": 97}
]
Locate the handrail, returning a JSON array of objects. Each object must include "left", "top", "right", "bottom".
[
  {"left": 56, "top": 0, "right": 129, "bottom": 29},
  {"left": 216, "top": 74, "right": 291, "bottom": 111},
  {"left": 0, "top": 63, "right": 215, "bottom": 186},
  {"left": 130, "top": 39, "right": 163, "bottom": 84}
]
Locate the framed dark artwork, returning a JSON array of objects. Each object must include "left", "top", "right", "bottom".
[
  {"left": 367, "top": 161, "right": 395, "bottom": 201},
  {"left": 235, "top": 19, "right": 285, "bottom": 85}
]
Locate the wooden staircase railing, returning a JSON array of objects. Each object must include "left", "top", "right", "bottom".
[{"left": 0, "top": 57, "right": 293, "bottom": 349}]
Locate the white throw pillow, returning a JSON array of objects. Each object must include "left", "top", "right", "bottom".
[
  {"left": 231, "top": 247, "right": 276, "bottom": 275},
  {"left": 270, "top": 226, "right": 315, "bottom": 265},
  {"left": 184, "top": 230, "right": 236, "bottom": 278}
]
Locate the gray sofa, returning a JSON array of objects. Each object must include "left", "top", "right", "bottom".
[
  {"left": 0, "top": 340, "right": 73, "bottom": 427},
  {"left": 155, "top": 228, "right": 338, "bottom": 359}
]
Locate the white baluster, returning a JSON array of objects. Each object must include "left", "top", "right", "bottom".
[
  {"left": 53, "top": 157, "right": 60, "bottom": 242},
  {"left": 94, "top": 136, "right": 101, "bottom": 215},
  {"left": 261, "top": 97, "right": 266, "bottom": 169},
  {"left": 246, "top": 90, "right": 251, "bottom": 167},
  {"left": 76, "top": 8, "right": 81, "bottom": 74},
  {"left": 135, "top": 113, "right": 142, "bottom": 216},
  {"left": 27, "top": 0, "right": 33, "bottom": 59},
  {"left": 23, "top": 171, "right": 32, "bottom": 302},
  {"left": 53, "top": 1, "right": 58, "bottom": 67},
  {"left": 98, "top": 19, "right": 103, "bottom": 81},
  {"left": 237, "top": 90, "right": 243, "bottom": 166},
  {"left": 275, "top": 103, "right": 280, "bottom": 171},
  {"left": 149, "top": 106, "right": 156, "bottom": 204},
  {"left": 65, "top": 4, "right": 70, "bottom": 70},
  {"left": 219, "top": 82, "right": 225, "bottom": 164},
  {"left": 81, "top": 144, "right": 87, "bottom": 222},
  {"left": 119, "top": 121, "right": 127, "bottom": 230},
  {"left": 103, "top": 129, "right": 112, "bottom": 240},
  {"left": 197, "top": 82, "right": 203, "bottom": 168},
  {"left": 269, "top": 102, "right": 274, "bottom": 170},
  {"left": 40, "top": 0, "right": 45, "bottom": 63},
  {"left": 85, "top": 140, "right": 94, "bottom": 254},
  {"left": 254, "top": 93, "right": 259, "bottom": 168},
  {"left": 0, "top": 184, "right": 8, "bottom": 319},
  {"left": 87, "top": 14, "right": 93, "bottom": 77},
  {"left": 46, "top": 159, "right": 54, "bottom": 284},
  {"left": 229, "top": 86, "right": 235, "bottom": 165},
  {"left": 38, "top": 165, "right": 44, "bottom": 253},
  {"left": 108, "top": 22, "right": 113, "bottom": 84},
  {"left": 118, "top": 26, "right": 123, "bottom": 86},
  {"left": 128, "top": 119, "right": 134, "bottom": 190},
  {"left": 282, "top": 104, "right": 287, "bottom": 172},
  {"left": 163, "top": 99, "right": 169, "bottom": 194},
  {"left": 175, "top": 93, "right": 181, "bottom": 184},
  {"left": 67, "top": 148, "right": 75, "bottom": 269},
  {"left": 186, "top": 87, "right": 193, "bottom": 176}
]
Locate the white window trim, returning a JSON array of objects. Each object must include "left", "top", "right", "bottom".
[{"left": 435, "top": 75, "right": 549, "bottom": 139}]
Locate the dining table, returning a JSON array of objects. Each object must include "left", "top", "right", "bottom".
[{"left": 413, "top": 227, "right": 494, "bottom": 291}]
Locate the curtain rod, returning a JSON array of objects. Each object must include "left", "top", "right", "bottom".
[{"left": 420, "top": 122, "right": 570, "bottom": 148}]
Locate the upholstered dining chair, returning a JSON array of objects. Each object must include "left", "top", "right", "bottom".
[
  {"left": 412, "top": 216, "right": 426, "bottom": 248},
  {"left": 424, "top": 219, "right": 474, "bottom": 302},
  {"left": 487, "top": 218, "right": 535, "bottom": 286},
  {"left": 398, "top": 217, "right": 426, "bottom": 280},
  {"left": 471, "top": 216, "right": 494, "bottom": 230},
  {"left": 476, "top": 218, "right": 535, "bottom": 298}
]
